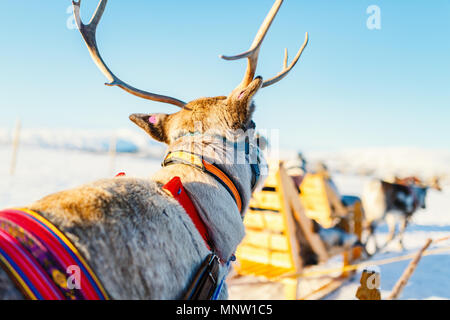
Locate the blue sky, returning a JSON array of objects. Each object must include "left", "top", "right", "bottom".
[{"left": 1, "top": 1, "right": 449, "bottom": 151}]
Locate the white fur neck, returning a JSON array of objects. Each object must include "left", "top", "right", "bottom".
[{"left": 152, "top": 132, "right": 267, "bottom": 260}]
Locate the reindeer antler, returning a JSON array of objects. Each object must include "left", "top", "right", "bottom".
[
  {"left": 72, "top": 0, "right": 186, "bottom": 108},
  {"left": 220, "top": 0, "right": 308, "bottom": 89}
]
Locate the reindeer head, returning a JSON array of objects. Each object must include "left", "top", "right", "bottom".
[
  {"left": 73, "top": 0, "right": 308, "bottom": 146},
  {"left": 127, "top": 77, "right": 264, "bottom": 145},
  {"left": 428, "top": 176, "right": 442, "bottom": 192}
]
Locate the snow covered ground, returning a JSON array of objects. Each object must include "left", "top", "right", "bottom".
[
  {"left": 0, "top": 129, "right": 449, "bottom": 300},
  {"left": 327, "top": 174, "right": 450, "bottom": 300},
  {"left": 0, "top": 127, "right": 165, "bottom": 157},
  {"left": 0, "top": 146, "right": 162, "bottom": 209},
  {"left": 227, "top": 175, "right": 450, "bottom": 300}
]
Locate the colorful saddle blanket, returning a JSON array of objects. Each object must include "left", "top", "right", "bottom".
[{"left": 0, "top": 208, "right": 109, "bottom": 300}]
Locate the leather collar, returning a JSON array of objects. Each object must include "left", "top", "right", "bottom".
[{"left": 162, "top": 150, "right": 243, "bottom": 214}]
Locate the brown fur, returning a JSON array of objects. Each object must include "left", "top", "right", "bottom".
[
  {"left": 32, "top": 186, "right": 113, "bottom": 223},
  {"left": 0, "top": 78, "right": 267, "bottom": 300},
  {"left": 130, "top": 79, "right": 262, "bottom": 146},
  {"left": 0, "top": 0, "right": 308, "bottom": 299}
]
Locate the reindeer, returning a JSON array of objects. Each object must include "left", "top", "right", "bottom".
[
  {"left": 362, "top": 179, "right": 430, "bottom": 253},
  {"left": 0, "top": 0, "right": 308, "bottom": 299}
]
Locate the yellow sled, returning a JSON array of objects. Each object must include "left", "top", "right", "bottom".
[{"left": 234, "top": 161, "right": 363, "bottom": 300}]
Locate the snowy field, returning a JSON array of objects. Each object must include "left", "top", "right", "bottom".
[
  {"left": 0, "top": 129, "right": 449, "bottom": 300},
  {"left": 227, "top": 173, "right": 450, "bottom": 300},
  {"left": 327, "top": 174, "right": 450, "bottom": 300}
]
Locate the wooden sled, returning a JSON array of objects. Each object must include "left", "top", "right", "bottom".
[
  {"left": 299, "top": 171, "right": 364, "bottom": 249},
  {"left": 234, "top": 161, "right": 363, "bottom": 300}
]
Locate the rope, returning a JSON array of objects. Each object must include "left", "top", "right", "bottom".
[
  {"left": 230, "top": 236, "right": 450, "bottom": 286},
  {"left": 277, "top": 245, "right": 450, "bottom": 280},
  {"left": 434, "top": 235, "right": 450, "bottom": 243},
  {"left": 277, "top": 237, "right": 450, "bottom": 280}
]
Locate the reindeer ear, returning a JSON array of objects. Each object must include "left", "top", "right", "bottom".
[
  {"left": 129, "top": 113, "right": 169, "bottom": 143},
  {"left": 228, "top": 76, "right": 263, "bottom": 105},
  {"left": 227, "top": 77, "right": 263, "bottom": 127}
]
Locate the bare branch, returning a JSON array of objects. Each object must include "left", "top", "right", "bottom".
[
  {"left": 220, "top": 0, "right": 284, "bottom": 89},
  {"left": 387, "top": 238, "right": 433, "bottom": 300},
  {"left": 72, "top": 0, "right": 186, "bottom": 108},
  {"left": 262, "top": 32, "right": 308, "bottom": 88},
  {"left": 220, "top": 0, "right": 308, "bottom": 90}
]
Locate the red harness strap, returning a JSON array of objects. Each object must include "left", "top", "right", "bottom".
[
  {"left": 117, "top": 173, "right": 211, "bottom": 250},
  {"left": 163, "top": 177, "right": 212, "bottom": 251}
]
